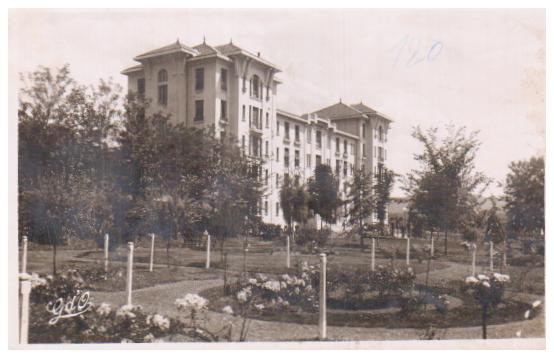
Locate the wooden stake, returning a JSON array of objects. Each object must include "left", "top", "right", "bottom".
[
  {"left": 19, "top": 273, "right": 31, "bottom": 344},
  {"left": 205, "top": 231, "right": 211, "bottom": 269},
  {"left": 126, "top": 242, "right": 134, "bottom": 306},
  {"left": 21, "top": 236, "right": 28, "bottom": 274},
  {"left": 319, "top": 253, "right": 327, "bottom": 340},
  {"left": 104, "top": 233, "right": 109, "bottom": 272},
  {"left": 149, "top": 233, "right": 155, "bottom": 272}
]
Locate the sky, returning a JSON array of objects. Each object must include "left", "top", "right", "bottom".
[{"left": 8, "top": 8, "right": 545, "bottom": 197}]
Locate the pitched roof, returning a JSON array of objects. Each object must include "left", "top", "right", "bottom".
[
  {"left": 134, "top": 41, "right": 198, "bottom": 61},
  {"left": 121, "top": 64, "right": 144, "bottom": 75},
  {"left": 351, "top": 102, "right": 377, "bottom": 114},
  {"left": 193, "top": 42, "right": 220, "bottom": 56},
  {"left": 311, "top": 102, "right": 366, "bottom": 120},
  {"left": 215, "top": 41, "right": 281, "bottom": 71}
]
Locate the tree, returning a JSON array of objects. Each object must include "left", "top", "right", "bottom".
[
  {"left": 504, "top": 156, "right": 544, "bottom": 237},
  {"left": 404, "top": 125, "right": 490, "bottom": 255},
  {"left": 308, "top": 164, "right": 339, "bottom": 228},
  {"left": 374, "top": 167, "right": 396, "bottom": 234},
  {"left": 280, "top": 175, "right": 295, "bottom": 232},
  {"left": 280, "top": 176, "right": 310, "bottom": 235},
  {"left": 345, "top": 169, "right": 373, "bottom": 247}
]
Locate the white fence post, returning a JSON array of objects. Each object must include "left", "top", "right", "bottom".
[
  {"left": 21, "top": 236, "right": 28, "bottom": 273},
  {"left": 371, "top": 237, "right": 376, "bottom": 272},
  {"left": 19, "top": 273, "right": 31, "bottom": 345},
  {"left": 319, "top": 253, "right": 327, "bottom": 340},
  {"left": 126, "top": 242, "right": 134, "bottom": 306},
  {"left": 430, "top": 234, "right": 434, "bottom": 258},
  {"left": 472, "top": 245, "right": 477, "bottom": 276},
  {"left": 205, "top": 230, "right": 211, "bottom": 269},
  {"left": 149, "top": 233, "right": 155, "bottom": 272},
  {"left": 104, "top": 233, "right": 109, "bottom": 272},
  {"left": 286, "top": 235, "right": 290, "bottom": 269},
  {"left": 406, "top": 236, "right": 411, "bottom": 266},
  {"left": 489, "top": 241, "right": 494, "bottom": 271}
]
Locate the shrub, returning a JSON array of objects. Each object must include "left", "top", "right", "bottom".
[
  {"left": 294, "top": 227, "right": 331, "bottom": 248},
  {"left": 257, "top": 222, "right": 283, "bottom": 241}
]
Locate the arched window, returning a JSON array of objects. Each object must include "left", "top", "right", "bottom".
[
  {"left": 378, "top": 125, "right": 384, "bottom": 141},
  {"left": 158, "top": 69, "right": 168, "bottom": 106},
  {"left": 251, "top": 75, "right": 260, "bottom": 99}
]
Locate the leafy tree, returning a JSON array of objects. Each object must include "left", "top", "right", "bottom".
[
  {"left": 280, "top": 175, "right": 295, "bottom": 231},
  {"left": 504, "top": 156, "right": 544, "bottom": 237},
  {"left": 374, "top": 167, "right": 396, "bottom": 234},
  {"left": 308, "top": 164, "right": 339, "bottom": 228},
  {"left": 403, "top": 125, "right": 490, "bottom": 254},
  {"left": 280, "top": 176, "right": 310, "bottom": 235},
  {"left": 345, "top": 169, "right": 373, "bottom": 247}
]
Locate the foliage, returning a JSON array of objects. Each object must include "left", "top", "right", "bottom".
[
  {"left": 345, "top": 169, "right": 374, "bottom": 244},
  {"left": 256, "top": 222, "right": 283, "bottom": 241},
  {"left": 373, "top": 167, "right": 396, "bottom": 232},
  {"left": 294, "top": 227, "right": 331, "bottom": 248},
  {"left": 504, "top": 156, "right": 544, "bottom": 236},
  {"left": 403, "top": 125, "right": 490, "bottom": 254},
  {"left": 280, "top": 176, "right": 311, "bottom": 231},
  {"left": 308, "top": 164, "right": 339, "bottom": 226}
]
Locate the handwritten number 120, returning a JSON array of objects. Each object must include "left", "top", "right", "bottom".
[{"left": 392, "top": 36, "right": 443, "bottom": 68}]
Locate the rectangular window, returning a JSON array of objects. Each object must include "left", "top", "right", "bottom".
[
  {"left": 363, "top": 144, "right": 366, "bottom": 156},
  {"left": 306, "top": 154, "right": 311, "bottom": 168},
  {"left": 276, "top": 147, "right": 280, "bottom": 162},
  {"left": 277, "top": 121, "right": 280, "bottom": 136},
  {"left": 265, "top": 141, "right": 269, "bottom": 157},
  {"left": 220, "top": 100, "right": 227, "bottom": 119},
  {"left": 220, "top": 68, "right": 227, "bottom": 90},
  {"left": 316, "top": 155, "right": 322, "bottom": 166},
  {"left": 137, "top": 78, "right": 145, "bottom": 96},
  {"left": 344, "top": 140, "right": 347, "bottom": 153},
  {"left": 284, "top": 122, "right": 290, "bottom": 139},
  {"left": 195, "top": 68, "right": 204, "bottom": 91},
  {"left": 276, "top": 202, "right": 280, "bottom": 216},
  {"left": 316, "top": 131, "right": 322, "bottom": 149},
  {"left": 295, "top": 150, "right": 300, "bottom": 168},
  {"left": 307, "top": 128, "right": 312, "bottom": 143},
  {"left": 343, "top": 161, "right": 348, "bottom": 176},
  {"left": 266, "top": 112, "right": 269, "bottom": 128},
  {"left": 265, "top": 169, "right": 269, "bottom": 185},
  {"left": 336, "top": 138, "right": 340, "bottom": 153},
  {"left": 264, "top": 201, "right": 268, "bottom": 216},
  {"left": 295, "top": 125, "right": 300, "bottom": 142},
  {"left": 241, "top": 135, "right": 246, "bottom": 152},
  {"left": 158, "top": 84, "right": 167, "bottom": 106},
  {"left": 284, "top": 148, "right": 290, "bottom": 168},
  {"left": 362, "top": 123, "right": 366, "bottom": 137},
  {"left": 194, "top": 100, "right": 204, "bottom": 121},
  {"left": 336, "top": 160, "right": 340, "bottom": 176},
  {"left": 276, "top": 173, "right": 280, "bottom": 187},
  {"left": 242, "top": 105, "right": 246, "bottom": 121}
]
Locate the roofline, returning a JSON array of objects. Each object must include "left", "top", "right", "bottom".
[
  {"left": 134, "top": 47, "right": 198, "bottom": 61},
  {"left": 276, "top": 109, "right": 309, "bottom": 124},
  {"left": 187, "top": 53, "right": 232, "bottom": 63},
  {"left": 225, "top": 49, "right": 282, "bottom": 72},
  {"left": 121, "top": 64, "right": 144, "bottom": 75},
  {"left": 375, "top": 111, "right": 394, "bottom": 123}
]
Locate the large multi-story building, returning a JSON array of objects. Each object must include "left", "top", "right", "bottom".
[{"left": 122, "top": 39, "right": 393, "bottom": 229}]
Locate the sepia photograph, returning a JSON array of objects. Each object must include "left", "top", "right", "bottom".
[{"left": 7, "top": 6, "right": 546, "bottom": 349}]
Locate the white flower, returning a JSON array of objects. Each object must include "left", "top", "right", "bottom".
[
  {"left": 465, "top": 276, "right": 478, "bottom": 285},
  {"left": 121, "top": 338, "right": 133, "bottom": 343},
  {"left": 516, "top": 330, "right": 522, "bottom": 337},
  {"left": 254, "top": 304, "right": 265, "bottom": 311},
  {"left": 493, "top": 273, "right": 510, "bottom": 283},
  {"left": 481, "top": 281, "right": 491, "bottom": 288},
  {"left": 116, "top": 305, "right": 136, "bottom": 319},
  {"left": 532, "top": 300, "right": 542, "bottom": 309},
  {"left": 524, "top": 310, "right": 531, "bottom": 319},
  {"left": 248, "top": 278, "right": 257, "bottom": 285},
  {"left": 143, "top": 333, "right": 155, "bottom": 342},
  {"left": 280, "top": 281, "right": 288, "bottom": 290},
  {"left": 294, "top": 287, "right": 300, "bottom": 295},
  {"left": 281, "top": 274, "right": 292, "bottom": 283},
  {"left": 30, "top": 273, "right": 48, "bottom": 288},
  {"left": 222, "top": 305, "right": 234, "bottom": 315},
  {"left": 256, "top": 273, "right": 268, "bottom": 282},
  {"left": 263, "top": 280, "right": 281, "bottom": 292},
  {"left": 175, "top": 294, "right": 208, "bottom": 311},
  {"left": 477, "top": 274, "right": 489, "bottom": 281},
  {"left": 151, "top": 314, "right": 170, "bottom": 331},
  {"left": 96, "top": 303, "right": 112, "bottom": 316},
  {"left": 237, "top": 288, "right": 251, "bottom": 303}
]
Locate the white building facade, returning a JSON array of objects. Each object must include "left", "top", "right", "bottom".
[{"left": 122, "top": 40, "right": 393, "bottom": 229}]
